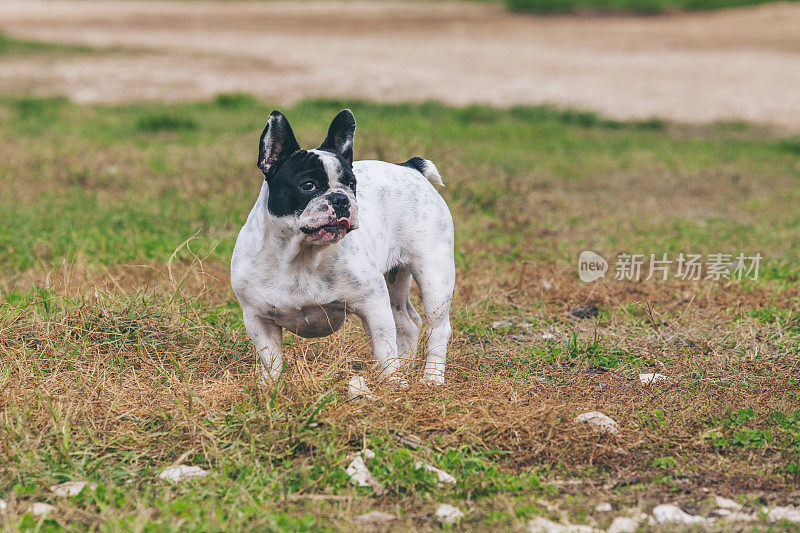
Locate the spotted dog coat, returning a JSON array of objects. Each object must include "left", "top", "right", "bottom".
[{"left": 231, "top": 110, "right": 455, "bottom": 384}]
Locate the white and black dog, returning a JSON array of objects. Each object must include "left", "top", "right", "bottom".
[{"left": 231, "top": 109, "right": 455, "bottom": 385}]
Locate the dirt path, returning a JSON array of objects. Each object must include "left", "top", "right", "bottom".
[{"left": 2, "top": 0, "right": 800, "bottom": 128}]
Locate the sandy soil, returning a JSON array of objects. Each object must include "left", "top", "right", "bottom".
[{"left": 1, "top": 0, "right": 800, "bottom": 128}]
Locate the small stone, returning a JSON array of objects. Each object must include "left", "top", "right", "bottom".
[
  {"left": 355, "top": 510, "right": 396, "bottom": 525},
  {"left": 651, "top": 503, "right": 705, "bottom": 525},
  {"left": 348, "top": 376, "right": 376, "bottom": 400},
  {"left": 51, "top": 481, "right": 98, "bottom": 497},
  {"left": 718, "top": 511, "right": 755, "bottom": 522},
  {"left": 435, "top": 503, "right": 464, "bottom": 524},
  {"left": 0, "top": 498, "right": 6, "bottom": 511},
  {"left": 638, "top": 373, "right": 667, "bottom": 384},
  {"left": 768, "top": 506, "right": 800, "bottom": 523},
  {"left": 345, "top": 449, "right": 384, "bottom": 495},
  {"left": 492, "top": 319, "right": 534, "bottom": 330},
  {"left": 158, "top": 465, "right": 208, "bottom": 483},
  {"left": 395, "top": 432, "right": 424, "bottom": 449},
  {"left": 570, "top": 305, "right": 598, "bottom": 319},
  {"left": 607, "top": 516, "right": 638, "bottom": 533},
  {"left": 415, "top": 461, "right": 457, "bottom": 486},
  {"left": 595, "top": 502, "right": 612, "bottom": 512},
  {"left": 527, "top": 516, "right": 594, "bottom": 532},
  {"left": 714, "top": 495, "right": 742, "bottom": 511},
  {"left": 542, "top": 279, "right": 553, "bottom": 290},
  {"left": 542, "top": 332, "right": 557, "bottom": 341},
  {"left": 574, "top": 411, "right": 619, "bottom": 434},
  {"left": 30, "top": 502, "right": 56, "bottom": 516}
]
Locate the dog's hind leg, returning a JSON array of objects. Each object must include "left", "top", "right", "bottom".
[
  {"left": 412, "top": 259, "right": 455, "bottom": 385},
  {"left": 385, "top": 266, "right": 421, "bottom": 363}
]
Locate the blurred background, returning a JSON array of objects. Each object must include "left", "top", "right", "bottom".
[{"left": 2, "top": 0, "right": 799, "bottom": 129}]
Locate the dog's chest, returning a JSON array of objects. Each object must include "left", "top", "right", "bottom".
[{"left": 237, "top": 262, "right": 352, "bottom": 338}]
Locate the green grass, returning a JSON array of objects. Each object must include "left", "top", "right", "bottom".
[
  {"left": 505, "top": 0, "right": 788, "bottom": 14},
  {"left": 0, "top": 33, "right": 93, "bottom": 57},
  {"left": 2, "top": 94, "right": 800, "bottom": 530},
  {"left": 1, "top": 95, "right": 800, "bottom": 277}
]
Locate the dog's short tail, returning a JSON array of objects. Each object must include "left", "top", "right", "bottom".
[{"left": 399, "top": 157, "right": 444, "bottom": 187}]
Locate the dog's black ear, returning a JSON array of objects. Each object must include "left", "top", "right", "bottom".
[
  {"left": 319, "top": 109, "right": 355, "bottom": 166},
  {"left": 258, "top": 111, "right": 300, "bottom": 179}
]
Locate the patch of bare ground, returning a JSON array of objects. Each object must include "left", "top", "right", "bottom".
[{"left": 2, "top": 1, "right": 800, "bottom": 129}]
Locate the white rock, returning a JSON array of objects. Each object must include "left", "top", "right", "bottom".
[
  {"left": 542, "top": 279, "right": 553, "bottom": 290},
  {"left": 415, "top": 461, "right": 457, "bottom": 486},
  {"left": 30, "top": 502, "right": 56, "bottom": 516},
  {"left": 574, "top": 411, "right": 619, "bottom": 434},
  {"left": 607, "top": 516, "right": 638, "bottom": 533},
  {"left": 651, "top": 504, "right": 705, "bottom": 525},
  {"left": 542, "top": 332, "right": 557, "bottom": 341},
  {"left": 717, "top": 511, "right": 755, "bottom": 522},
  {"left": 527, "top": 516, "right": 594, "bottom": 532},
  {"left": 768, "top": 506, "right": 800, "bottom": 523},
  {"left": 638, "top": 373, "right": 667, "bottom": 384},
  {"left": 435, "top": 503, "right": 464, "bottom": 524},
  {"left": 355, "top": 510, "right": 396, "bottom": 525},
  {"left": 595, "top": 502, "right": 612, "bottom": 512},
  {"left": 714, "top": 495, "right": 742, "bottom": 511},
  {"left": 348, "top": 376, "right": 376, "bottom": 400},
  {"left": 0, "top": 498, "right": 6, "bottom": 511},
  {"left": 51, "top": 481, "right": 98, "bottom": 497},
  {"left": 158, "top": 465, "right": 209, "bottom": 482},
  {"left": 492, "top": 319, "right": 533, "bottom": 330},
  {"left": 345, "top": 449, "right": 384, "bottom": 495},
  {"left": 395, "top": 433, "right": 424, "bottom": 449}
]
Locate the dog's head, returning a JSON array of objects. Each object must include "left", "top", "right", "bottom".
[{"left": 257, "top": 109, "right": 358, "bottom": 245}]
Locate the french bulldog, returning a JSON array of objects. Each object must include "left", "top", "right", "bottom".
[{"left": 231, "top": 109, "right": 455, "bottom": 384}]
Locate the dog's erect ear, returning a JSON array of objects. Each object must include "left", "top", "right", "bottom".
[
  {"left": 319, "top": 109, "right": 356, "bottom": 166},
  {"left": 257, "top": 111, "right": 301, "bottom": 178}
]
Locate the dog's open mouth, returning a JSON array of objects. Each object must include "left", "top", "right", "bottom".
[{"left": 301, "top": 217, "right": 353, "bottom": 242}]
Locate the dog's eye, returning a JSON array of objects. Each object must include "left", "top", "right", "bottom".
[{"left": 300, "top": 181, "right": 316, "bottom": 192}]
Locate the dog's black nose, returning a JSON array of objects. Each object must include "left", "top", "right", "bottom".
[{"left": 327, "top": 192, "right": 350, "bottom": 214}]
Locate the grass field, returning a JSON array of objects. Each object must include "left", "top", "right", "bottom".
[
  {"left": 0, "top": 34, "right": 93, "bottom": 57},
  {"left": 1, "top": 93, "right": 799, "bottom": 531},
  {"left": 505, "top": 0, "right": 788, "bottom": 14}
]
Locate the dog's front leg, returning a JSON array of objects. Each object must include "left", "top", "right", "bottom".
[
  {"left": 356, "top": 295, "right": 403, "bottom": 381},
  {"left": 242, "top": 311, "right": 284, "bottom": 383}
]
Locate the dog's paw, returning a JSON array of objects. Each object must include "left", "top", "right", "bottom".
[
  {"left": 420, "top": 374, "right": 445, "bottom": 386},
  {"left": 387, "top": 374, "right": 409, "bottom": 388},
  {"left": 258, "top": 365, "right": 283, "bottom": 387}
]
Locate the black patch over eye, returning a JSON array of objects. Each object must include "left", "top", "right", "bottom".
[{"left": 300, "top": 181, "right": 316, "bottom": 191}]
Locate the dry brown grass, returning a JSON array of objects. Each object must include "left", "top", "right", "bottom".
[{"left": 3, "top": 259, "right": 797, "bottom": 487}]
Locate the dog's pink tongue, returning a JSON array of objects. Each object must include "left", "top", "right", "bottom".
[{"left": 336, "top": 218, "right": 350, "bottom": 229}]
